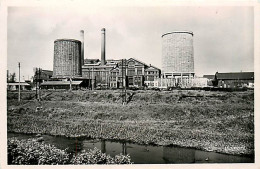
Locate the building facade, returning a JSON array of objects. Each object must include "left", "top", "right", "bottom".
[
  {"left": 81, "top": 58, "right": 161, "bottom": 89},
  {"left": 214, "top": 72, "right": 254, "bottom": 88}
]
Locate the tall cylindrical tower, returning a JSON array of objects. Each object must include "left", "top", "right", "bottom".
[
  {"left": 162, "top": 31, "right": 194, "bottom": 74},
  {"left": 53, "top": 39, "right": 82, "bottom": 78},
  {"left": 101, "top": 28, "right": 106, "bottom": 65}
]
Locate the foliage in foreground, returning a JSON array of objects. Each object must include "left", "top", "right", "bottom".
[
  {"left": 71, "top": 147, "right": 132, "bottom": 164},
  {"left": 8, "top": 138, "right": 132, "bottom": 165}
]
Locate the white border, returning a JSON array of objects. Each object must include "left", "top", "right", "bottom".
[{"left": 1, "top": 0, "right": 259, "bottom": 169}]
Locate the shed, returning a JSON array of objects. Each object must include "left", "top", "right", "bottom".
[
  {"left": 40, "top": 81, "right": 83, "bottom": 90},
  {"left": 7, "top": 82, "right": 31, "bottom": 91}
]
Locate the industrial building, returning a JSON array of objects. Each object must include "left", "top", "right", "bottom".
[
  {"left": 7, "top": 82, "right": 31, "bottom": 91},
  {"left": 36, "top": 28, "right": 254, "bottom": 90},
  {"left": 82, "top": 58, "right": 161, "bottom": 88},
  {"left": 214, "top": 72, "right": 254, "bottom": 88},
  {"left": 49, "top": 28, "right": 161, "bottom": 89},
  {"left": 33, "top": 69, "right": 53, "bottom": 83},
  {"left": 40, "top": 81, "right": 83, "bottom": 90}
]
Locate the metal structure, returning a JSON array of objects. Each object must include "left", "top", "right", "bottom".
[
  {"left": 162, "top": 31, "right": 194, "bottom": 78},
  {"left": 53, "top": 39, "right": 82, "bottom": 78}
]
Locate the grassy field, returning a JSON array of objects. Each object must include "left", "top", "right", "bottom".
[{"left": 7, "top": 89, "right": 254, "bottom": 156}]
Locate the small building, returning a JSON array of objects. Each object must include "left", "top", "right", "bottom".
[
  {"left": 33, "top": 69, "right": 53, "bottom": 83},
  {"left": 144, "top": 65, "right": 161, "bottom": 88},
  {"left": 203, "top": 75, "right": 215, "bottom": 86},
  {"left": 7, "top": 82, "right": 31, "bottom": 91},
  {"left": 40, "top": 81, "right": 83, "bottom": 90},
  {"left": 214, "top": 72, "right": 254, "bottom": 88}
]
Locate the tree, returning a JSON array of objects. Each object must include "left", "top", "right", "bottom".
[{"left": 8, "top": 73, "right": 16, "bottom": 83}]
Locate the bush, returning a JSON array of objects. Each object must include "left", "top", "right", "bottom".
[
  {"left": 70, "top": 147, "right": 132, "bottom": 164},
  {"left": 8, "top": 138, "right": 132, "bottom": 165},
  {"left": 8, "top": 138, "right": 70, "bottom": 165}
]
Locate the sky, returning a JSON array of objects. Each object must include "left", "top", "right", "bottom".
[{"left": 7, "top": 5, "right": 254, "bottom": 81}]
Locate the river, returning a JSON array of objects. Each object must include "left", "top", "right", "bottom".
[{"left": 8, "top": 132, "right": 254, "bottom": 164}]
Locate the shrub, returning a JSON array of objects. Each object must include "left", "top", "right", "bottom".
[
  {"left": 8, "top": 138, "right": 70, "bottom": 165},
  {"left": 8, "top": 138, "right": 132, "bottom": 165},
  {"left": 70, "top": 147, "right": 132, "bottom": 164}
]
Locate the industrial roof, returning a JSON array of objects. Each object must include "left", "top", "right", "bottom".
[
  {"left": 41, "top": 70, "right": 53, "bottom": 76},
  {"left": 126, "top": 58, "right": 149, "bottom": 67},
  {"left": 41, "top": 81, "right": 83, "bottom": 86},
  {"left": 203, "top": 75, "right": 215, "bottom": 79},
  {"left": 7, "top": 82, "right": 30, "bottom": 86},
  {"left": 145, "top": 65, "right": 161, "bottom": 71},
  {"left": 216, "top": 72, "right": 254, "bottom": 80}
]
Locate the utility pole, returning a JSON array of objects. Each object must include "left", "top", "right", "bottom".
[
  {"left": 35, "top": 68, "right": 38, "bottom": 99},
  {"left": 88, "top": 68, "right": 90, "bottom": 89},
  {"left": 121, "top": 59, "right": 127, "bottom": 105},
  {"left": 18, "top": 63, "right": 21, "bottom": 102},
  {"left": 92, "top": 66, "right": 94, "bottom": 90},
  {"left": 70, "top": 65, "right": 72, "bottom": 91},
  {"left": 124, "top": 59, "right": 127, "bottom": 103},
  {"left": 7, "top": 70, "right": 9, "bottom": 90},
  {"left": 121, "top": 59, "right": 124, "bottom": 104},
  {"left": 37, "top": 68, "right": 41, "bottom": 101}
]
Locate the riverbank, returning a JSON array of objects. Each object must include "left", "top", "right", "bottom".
[{"left": 7, "top": 90, "right": 254, "bottom": 157}]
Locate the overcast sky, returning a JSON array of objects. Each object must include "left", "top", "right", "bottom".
[{"left": 7, "top": 6, "right": 254, "bottom": 81}]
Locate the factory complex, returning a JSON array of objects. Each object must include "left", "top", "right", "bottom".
[{"left": 7, "top": 28, "right": 254, "bottom": 90}]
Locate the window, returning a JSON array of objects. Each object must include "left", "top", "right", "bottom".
[
  {"left": 137, "top": 69, "right": 142, "bottom": 75},
  {"left": 148, "top": 76, "right": 154, "bottom": 81},
  {"left": 128, "top": 61, "right": 135, "bottom": 68},
  {"left": 128, "top": 69, "right": 135, "bottom": 76}
]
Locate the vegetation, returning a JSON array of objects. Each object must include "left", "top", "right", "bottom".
[
  {"left": 8, "top": 138, "right": 132, "bottom": 165},
  {"left": 7, "top": 90, "right": 254, "bottom": 156}
]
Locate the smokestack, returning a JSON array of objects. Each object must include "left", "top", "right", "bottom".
[
  {"left": 101, "top": 28, "right": 106, "bottom": 65},
  {"left": 80, "top": 30, "right": 84, "bottom": 68}
]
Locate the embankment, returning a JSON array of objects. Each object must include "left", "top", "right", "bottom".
[{"left": 7, "top": 90, "right": 254, "bottom": 156}]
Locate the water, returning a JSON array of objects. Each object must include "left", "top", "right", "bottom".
[{"left": 7, "top": 132, "right": 254, "bottom": 164}]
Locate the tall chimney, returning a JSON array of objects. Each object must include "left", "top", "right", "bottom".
[
  {"left": 101, "top": 28, "right": 106, "bottom": 65},
  {"left": 80, "top": 30, "right": 84, "bottom": 68}
]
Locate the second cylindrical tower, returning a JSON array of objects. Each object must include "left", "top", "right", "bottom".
[{"left": 162, "top": 31, "right": 194, "bottom": 74}]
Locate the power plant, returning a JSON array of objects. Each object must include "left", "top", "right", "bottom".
[
  {"left": 37, "top": 29, "right": 253, "bottom": 90},
  {"left": 45, "top": 28, "right": 161, "bottom": 89},
  {"left": 162, "top": 31, "right": 194, "bottom": 78}
]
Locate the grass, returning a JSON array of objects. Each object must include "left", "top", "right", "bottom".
[{"left": 7, "top": 89, "right": 254, "bottom": 156}]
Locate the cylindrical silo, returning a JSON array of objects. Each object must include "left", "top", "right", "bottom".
[
  {"left": 162, "top": 31, "right": 194, "bottom": 74},
  {"left": 53, "top": 39, "right": 82, "bottom": 78}
]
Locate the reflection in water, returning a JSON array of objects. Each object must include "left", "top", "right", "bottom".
[
  {"left": 8, "top": 133, "right": 254, "bottom": 164},
  {"left": 163, "top": 147, "right": 195, "bottom": 163},
  {"left": 122, "top": 142, "right": 127, "bottom": 155},
  {"left": 101, "top": 140, "right": 106, "bottom": 153}
]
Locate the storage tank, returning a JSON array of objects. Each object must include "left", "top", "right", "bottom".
[
  {"left": 53, "top": 39, "right": 82, "bottom": 78},
  {"left": 162, "top": 31, "right": 194, "bottom": 74}
]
